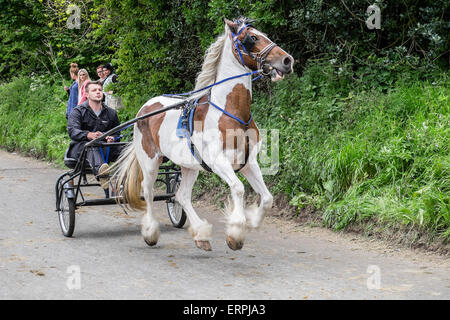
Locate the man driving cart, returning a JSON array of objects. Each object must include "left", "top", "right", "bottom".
[{"left": 67, "top": 80, "right": 121, "bottom": 196}]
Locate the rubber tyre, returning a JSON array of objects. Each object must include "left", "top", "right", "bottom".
[
  {"left": 58, "top": 183, "right": 76, "bottom": 237},
  {"left": 166, "top": 177, "right": 186, "bottom": 228}
]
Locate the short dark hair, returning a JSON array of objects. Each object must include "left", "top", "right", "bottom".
[
  {"left": 102, "top": 62, "right": 114, "bottom": 73},
  {"left": 85, "top": 80, "right": 103, "bottom": 93}
]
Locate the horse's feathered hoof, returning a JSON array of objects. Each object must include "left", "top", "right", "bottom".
[
  {"left": 195, "top": 240, "right": 212, "bottom": 251},
  {"left": 144, "top": 238, "right": 158, "bottom": 247},
  {"left": 226, "top": 236, "right": 244, "bottom": 251}
]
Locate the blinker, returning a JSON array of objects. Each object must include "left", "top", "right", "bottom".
[{"left": 241, "top": 33, "right": 256, "bottom": 52}]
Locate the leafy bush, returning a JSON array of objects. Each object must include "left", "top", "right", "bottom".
[
  {"left": 250, "top": 63, "right": 449, "bottom": 242},
  {"left": 0, "top": 0, "right": 113, "bottom": 82},
  {"left": 91, "top": 0, "right": 449, "bottom": 113},
  {"left": 0, "top": 75, "right": 70, "bottom": 165},
  {"left": 196, "top": 61, "right": 448, "bottom": 244}
]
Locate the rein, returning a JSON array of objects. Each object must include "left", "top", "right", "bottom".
[
  {"left": 163, "top": 70, "right": 261, "bottom": 98},
  {"left": 164, "top": 22, "right": 275, "bottom": 123},
  {"left": 92, "top": 24, "right": 274, "bottom": 172},
  {"left": 161, "top": 24, "right": 278, "bottom": 172}
]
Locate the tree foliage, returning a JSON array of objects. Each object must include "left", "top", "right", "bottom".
[
  {"left": 0, "top": 0, "right": 113, "bottom": 83},
  {"left": 0, "top": 0, "right": 448, "bottom": 101}
]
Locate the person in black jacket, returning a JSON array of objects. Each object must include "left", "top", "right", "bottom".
[{"left": 67, "top": 80, "right": 121, "bottom": 190}]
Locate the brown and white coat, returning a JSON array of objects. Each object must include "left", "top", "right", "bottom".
[{"left": 114, "top": 18, "right": 293, "bottom": 251}]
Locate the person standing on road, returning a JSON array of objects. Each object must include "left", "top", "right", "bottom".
[{"left": 64, "top": 62, "right": 79, "bottom": 119}]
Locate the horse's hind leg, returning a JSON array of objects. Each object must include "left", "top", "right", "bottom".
[
  {"left": 141, "top": 158, "right": 161, "bottom": 246},
  {"left": 176, "top": 167, "right": 212, "bottom": 251}
]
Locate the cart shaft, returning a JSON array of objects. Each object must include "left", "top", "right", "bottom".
[{"left": 76, "top": 194, "right": 174, "bottom": 207}]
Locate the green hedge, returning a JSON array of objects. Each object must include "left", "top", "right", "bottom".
[
  {"left": 98, "top": 0, "right": 449, "bottom": 109},
  {"left": 196, "top": 62, "right": 449, "bottom": 244},
  {"left": 0, "top": 75, "right": 70, "bottom": 166},
  {"left": 1, "top": 64, "right": 448, "bottom": 245},
  {"left": 262, "top": 69, "right": 449, "bottom": 241}
]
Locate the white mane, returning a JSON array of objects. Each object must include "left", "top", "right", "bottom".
[
  {"left": 190, "top": 26, "right": 229, "bottom": 99},
  {"left": 191, "top": 19, "right": 251, "bottom": 99}
]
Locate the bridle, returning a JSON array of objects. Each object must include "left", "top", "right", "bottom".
[
  {"left": 162, "top": 22, "right": 284, "bottom": 173},
  {"left": 231, "top": 23, "right": 277, "bottom": 75}
]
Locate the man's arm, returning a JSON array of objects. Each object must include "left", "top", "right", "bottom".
[{"left": 67, "top": 108, "right": 89, "bottom": 141}]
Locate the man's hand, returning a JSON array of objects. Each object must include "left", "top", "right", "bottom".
[
  {"left": 87, "top": 131, "right": 103, "bottom": 140},
  {"left": 106, "top": 136, "right": 115, "bottom": 143}
]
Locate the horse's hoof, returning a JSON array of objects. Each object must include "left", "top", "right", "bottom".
[
  {"left": 195, "top": 240, "right": 212, "bottom": 251},
  {"left": 144, "top": 238, "right": 158, "bottom": 247},
  {"left": 226, "top": 236, "right": 244, "bottom": 251}
]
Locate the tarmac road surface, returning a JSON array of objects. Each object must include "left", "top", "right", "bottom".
[{"left": 0, "top": 149, "right": 449, "bottom": 300}]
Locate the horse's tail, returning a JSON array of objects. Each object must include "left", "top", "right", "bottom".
[{"left": 112, "top": 140, "right": 146, "bottom": 210}]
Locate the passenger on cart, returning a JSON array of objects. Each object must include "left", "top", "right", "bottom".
[{"left": 67, "top": 80, "right": 121, "bottom": 194}]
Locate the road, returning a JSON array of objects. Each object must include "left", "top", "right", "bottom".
[{"left": 0, "top": 149, "right": 449, "bottom": 300}]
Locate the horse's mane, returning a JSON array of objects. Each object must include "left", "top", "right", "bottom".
[
  {"left": 191, "top": 31, "right": 227, "bottom": 99},
  {"left": 191, "top": 18, "right": 251, "bottom": 99}
]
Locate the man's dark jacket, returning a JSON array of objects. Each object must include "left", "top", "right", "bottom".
[{"left": 67, "top": 100, "right": 120, "bottom": 160}]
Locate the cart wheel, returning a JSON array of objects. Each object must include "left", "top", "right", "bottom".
[
  {"left": 166, "top": 176, "right": 186, "bottom": 228},
  {"left": 57, "top": 180, "right": 76, "bottom": 237}
]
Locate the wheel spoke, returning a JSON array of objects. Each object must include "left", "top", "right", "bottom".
[
  {"left": 167, "top": 177, "right": 186, "bottom": 228},
  {"left": 57, "top": 180, "right": 75, "bottom": 237}
]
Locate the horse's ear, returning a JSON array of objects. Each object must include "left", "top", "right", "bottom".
[{"left": 224, "top": 18, "right": 238, "bottom": 34}]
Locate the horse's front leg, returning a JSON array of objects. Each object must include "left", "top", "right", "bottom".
[
  {"left": 239, "top": 161, "right": 273, "bottom": 229},
  {"left": 176, "top": 167, "right": 213, "bottom": 251},
  {"left": 212, "top": 160, "right": 247, "bottom": 251}
]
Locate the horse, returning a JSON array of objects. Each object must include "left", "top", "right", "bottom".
[{"left": 113, "top": 17, "right": 294, "bottom": 251}]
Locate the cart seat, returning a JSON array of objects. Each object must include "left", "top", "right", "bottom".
[{"left": 64, "top": 148, "right": 93, "bottom": 172}]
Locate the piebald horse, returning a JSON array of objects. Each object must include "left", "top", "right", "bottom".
[{"left": 114, "top": 18, "right": 293, "bottom": 251}]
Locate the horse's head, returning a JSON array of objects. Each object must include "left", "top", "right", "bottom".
[{"left": 225, "top": 18, "right": 294, "bottom": 81}]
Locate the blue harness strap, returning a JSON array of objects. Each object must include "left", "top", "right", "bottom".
[
  {"left": 98, "top": 127, "right": 130, "bottom": 164},
  {"left": 175, "top": 99, "right": 211, "bottom": 169},
  {"left": 231, "top": 24, "right": 252, "bottom": 66},
  {"left": 164, "top": 70, "right": 260, "bottom": 98},
  {"left": 208, "top": 100, "right": 253, "bottom": 127},
  {"left": 175, "top": 95, "right": 251, "bottom": 173},
  {"left": 176, "top": 99, "right": 198, "bottom": 138},
  {"left": 99, "top": 146, "right": 110, "bottom": 164}
]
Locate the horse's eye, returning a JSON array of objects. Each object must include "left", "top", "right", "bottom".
[{"left": 251, "top": 36, "right": 258, "bottom": 41}]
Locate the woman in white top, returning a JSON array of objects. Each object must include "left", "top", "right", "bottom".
[{"left": 102, "top": 63, "right": 123, "bottom": 110}]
